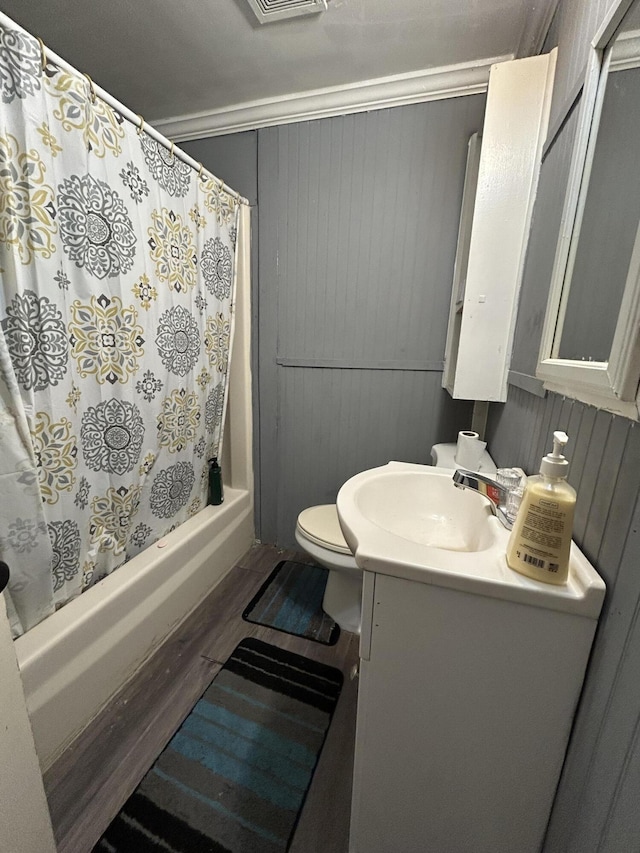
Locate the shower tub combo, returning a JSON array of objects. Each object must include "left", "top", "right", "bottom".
[{"left": 14, "top": 207, "right": 254, "bottom": 772}]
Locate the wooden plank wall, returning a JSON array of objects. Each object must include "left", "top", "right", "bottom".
[
  {"left": 547, "top": 0, "right": 612, "bottom": 129},
  {"left": 559, "top": 67, "right": 640, "bottom": 362},
  {"left": 487, "top": 0, "right": 640, "bottom": 847},
  {"left": 181, "top": 132, "right": 261, "bottom": 529},
  {"left": 487, "top": 389, "right": 640, "bottom": 851},
  {"left": 257, "top": 99, "right": 485, "bottom": 546},
  {"left": 509, "top": 104, "right": 580, "bottom": 378}
]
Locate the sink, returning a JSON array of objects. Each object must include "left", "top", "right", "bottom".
[
  {"left": 347, "top": 464, "right": 495, "bottom": 553},
  {"left": 336, "top": 461, "right": 605, "bottom": 614},
  {"left": 336, "top": 461, "right": 506, "bottom": 577}
]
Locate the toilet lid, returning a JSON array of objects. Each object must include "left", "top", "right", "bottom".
[{"left": 296, "top": 504, "right": 352, "bottom": 555}]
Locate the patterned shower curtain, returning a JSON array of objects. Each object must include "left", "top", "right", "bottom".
[{"left": 0, "top": 18, "right": 241, "bottom": 637}]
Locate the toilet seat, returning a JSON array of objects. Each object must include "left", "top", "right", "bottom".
[{"left": 296, "top": 504, "right": 352, "bottom": 555}]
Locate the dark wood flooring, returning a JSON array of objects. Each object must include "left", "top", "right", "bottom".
[{"left": 43, "top": 544, "right": 359, "bottom": 853}]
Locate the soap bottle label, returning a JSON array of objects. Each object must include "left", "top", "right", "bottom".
[
  {"left": 506, "top": 482, "right": 575, "bottom": 584},
  {"left": 518, "top": 500, "right": 566, "bottom": 575}
]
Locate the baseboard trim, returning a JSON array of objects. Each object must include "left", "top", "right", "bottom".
[{"left": 152, "top": 54, "right": 512, "bottom": 141}]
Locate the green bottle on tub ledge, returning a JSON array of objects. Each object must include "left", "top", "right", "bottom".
[
  {"left": 506, "top": 431, "right": 576, "bottom": 585},
  {"left": 207, "top": 457, "right": 224, "bottom": 506}
]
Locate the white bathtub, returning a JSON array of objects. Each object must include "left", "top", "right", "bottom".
[
  {"left": 14, "top": 493, "right": 254, "bottom": 769},
  {"left": 15, "top": 205, "right": 255, "bottom": 771}
]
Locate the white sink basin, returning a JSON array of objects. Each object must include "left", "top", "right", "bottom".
[
  {"left": 336, "top": 461, "right": 605, "bottom": 616},
  {"left": 348, "top": 463, "right": 495, "bottom": 553}
]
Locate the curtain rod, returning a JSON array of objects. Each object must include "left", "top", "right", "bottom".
[{"left": 0, "top": 11, "right": 249, "bottom": 207}]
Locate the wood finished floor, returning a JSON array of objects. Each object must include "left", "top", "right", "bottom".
[{"left": 43, "top": 544, "right": 359, "bottom": 853}]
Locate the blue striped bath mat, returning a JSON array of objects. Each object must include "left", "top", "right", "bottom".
[
  {"left": 93, "top": 638, "right": 343, "bottom": 853},
  {"left": 242, "top": 561, "right": 340, "bottom": 646}
]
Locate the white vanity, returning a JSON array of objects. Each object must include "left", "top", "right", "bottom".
[{"left": 337, "top": 462, "right": 605, "bottom": 853}]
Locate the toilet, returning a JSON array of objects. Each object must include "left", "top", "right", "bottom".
[
  {"left": 295, "top": 504, "right": 361, "bottom": 633},
  {"left": 295, "top": 442, "right": 497, "bottom": 634}
]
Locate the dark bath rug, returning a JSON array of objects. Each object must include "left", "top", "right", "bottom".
[
  {"left": 93, "top": 637, "right": 343, "bottom": 853},
  {"left": 242, "top": 560, "right": 340, "bottom": 646}
]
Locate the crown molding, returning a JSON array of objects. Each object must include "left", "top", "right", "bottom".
[{"left": 151, "top": 54, "right": 513, "bottom": 141}]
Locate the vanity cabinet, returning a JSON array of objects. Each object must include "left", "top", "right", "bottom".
[
  {"left": 349, "top": 569, "right": 599, "bottom": 853},
  {"left": 443, "top": 52, "right": 556, "bottom": 401}
]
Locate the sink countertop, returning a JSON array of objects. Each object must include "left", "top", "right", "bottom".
[{"left": 337, "top": 461, "right": 605, "bottom": 619}]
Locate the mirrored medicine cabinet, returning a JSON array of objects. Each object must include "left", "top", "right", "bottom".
[{"left": 537, "top": 0, "right": 640, "bottom": 417}]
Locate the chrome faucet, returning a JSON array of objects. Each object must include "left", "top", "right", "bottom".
[{"left": 452, "top": 469, "right": 514, "bottom": 529}]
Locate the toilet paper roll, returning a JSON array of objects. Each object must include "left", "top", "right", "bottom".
[{"left": 454, "top": 430, "right": 487, "bottom": 471}]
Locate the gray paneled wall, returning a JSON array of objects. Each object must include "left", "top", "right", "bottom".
[
  {"left": 276, "top": 368, "right": 469, "bottom": 543},
  {"left": 549, "top": 0, "right": 613, "bottom": 127},
  {"left": 487, "top": 0, "right": 640, "bottom": 848},
  {"left": 181, "top": 132, "right": 262, "bottom": 530},
  {"left": 510, "top": 105, "right": 579, "bottom": 377},
  {"left": 487, "top": 389, "right": 640, "bottom": 852},
  {"left": 258, "top": 98, "right": 485, "bottom": 545},
  {"left": 181, "top": 133, "right": 258, "bottom": 206},
  {"left": 559, "top": 67, "right": 640, "bottom": 362}
]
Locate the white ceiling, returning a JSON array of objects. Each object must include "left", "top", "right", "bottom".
[{"left": 0, "top": 0, "right": 556, "bottom": 126}]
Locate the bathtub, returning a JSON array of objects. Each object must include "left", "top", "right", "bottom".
[
  {"left": 15, "top": 204, "right": 255, "bottom": 771},
  {"left": 14, "top": 495, "right": 254, "bottom": 769}
]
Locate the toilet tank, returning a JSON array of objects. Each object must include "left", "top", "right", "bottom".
[{"left": 430, "top": 442, "right": 497, "bottom": 475}]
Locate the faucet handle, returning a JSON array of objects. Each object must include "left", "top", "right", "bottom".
[
  {"left": 496, "top": 468, "right": 522, "bottom": 491},
  {"left": 496, "top": 468, "right": 526, "bottom": 522}
]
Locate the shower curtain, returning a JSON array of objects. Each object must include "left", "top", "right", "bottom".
[{"left": 0, "top": 18, "right": 242, "bottom": 637}]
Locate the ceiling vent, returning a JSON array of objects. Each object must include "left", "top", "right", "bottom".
[{"left": 245, "top": 0, "right": 328, "bottom": 24}]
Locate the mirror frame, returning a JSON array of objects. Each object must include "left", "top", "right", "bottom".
[{"left": 537, "top": 0, "right": 640, "bottom": 418}]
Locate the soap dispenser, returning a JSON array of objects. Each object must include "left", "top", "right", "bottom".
[{"left": 506, "top": 431, "right": 576, "bottom": 584}]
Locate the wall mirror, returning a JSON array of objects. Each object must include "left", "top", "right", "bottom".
[{"left": 537, "top": 0, "right": 640, "bottom": 417}]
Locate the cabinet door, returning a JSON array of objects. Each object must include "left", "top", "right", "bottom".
[
  {"left": 348, "top": 571, "right": 597, "bottom": 853},
  {"left": 448, "top": 51, "right": 557, "bottom": 401},
  {"left": 349, "top": 578, "right": 442, "bottom": 853}
]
